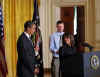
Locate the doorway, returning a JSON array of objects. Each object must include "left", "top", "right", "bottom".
[{"left": 61, "top": 6, "right": 85, "bottom": 52}]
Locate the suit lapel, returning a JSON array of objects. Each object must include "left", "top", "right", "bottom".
[{"left": 23, "top": 33, "right": 34, "bottom": 48}]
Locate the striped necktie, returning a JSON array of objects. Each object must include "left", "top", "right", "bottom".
[
  {"left": 59, "top": 35, "right": 62, "bottom": 47},
  {"left": 29, "top": 37, "right": 33, "bottom": 46}
]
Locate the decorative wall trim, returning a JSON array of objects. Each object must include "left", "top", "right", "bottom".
[
  {"left": 95, "top": 40, "right": 100, "bottom": 43},
  {"left": 54, "top": 0, "right": 86, "bottom": 3},
  {"left": 96, "top": 21, "right": 100, "bottom": 24}
]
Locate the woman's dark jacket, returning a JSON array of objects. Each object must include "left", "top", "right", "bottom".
[{"left": 59, "top": 44, "right": 76, "bottom": 76}]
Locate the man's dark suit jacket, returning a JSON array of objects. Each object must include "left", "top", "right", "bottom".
[{"left": 17, "top": 32, "right": 37, "bottom": 77}]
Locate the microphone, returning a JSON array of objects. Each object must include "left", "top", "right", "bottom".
[{"left": 81, "top": 42, "right": 94, "bottom": 51}]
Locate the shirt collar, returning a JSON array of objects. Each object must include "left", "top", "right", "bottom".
[
  {"left": 56, "top": 32, "right": 64, "bottom": 36},
  {"left": 24, "top": 32, "right": 31, "bottom": 39}
]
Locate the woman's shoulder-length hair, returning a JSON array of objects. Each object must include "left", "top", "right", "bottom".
[{"left": 62, "top": 32, "right": 75, "bottom": 47}]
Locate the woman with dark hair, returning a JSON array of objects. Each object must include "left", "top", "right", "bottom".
[{"left": 59, "top": 33, "right": 76, "bottom": 77}]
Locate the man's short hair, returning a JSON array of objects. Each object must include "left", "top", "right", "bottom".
[
  {"left": 24, "top": 20, "right": 34, "bottom": 31},
  {"left": 56, "top": 20, "right": 64, "bottom": 26}
]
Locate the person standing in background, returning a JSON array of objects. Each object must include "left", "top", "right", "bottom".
[{"left": 49, "top": 20, "right": 64, "bottom": 77}]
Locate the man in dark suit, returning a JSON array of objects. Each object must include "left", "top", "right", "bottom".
[{"left": 17, "top": 21, "right": 39, "bottom": 77}]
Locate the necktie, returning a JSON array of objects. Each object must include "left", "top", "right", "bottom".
[
  {"left": 29, "top": 37, "right": 33, "bottom": 46},
  {"left": 59, "top": 35, "right": 62, "bottom": 47}
]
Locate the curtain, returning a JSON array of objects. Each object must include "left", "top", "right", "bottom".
[{"left": 3, "top": 0, "right": 35, "bottom": 77}]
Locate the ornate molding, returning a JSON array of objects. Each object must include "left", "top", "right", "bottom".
[
  {"left": 55, "top": 0, "right": 86, "bottom": 3},
  {"left": 95, "top": 40, "right": 100, "bottom": 43},
  {"left": 53, "top": 0, "right": 86, "bottom": 7},
  {"left": 96, "top": 21, "right": 100, "bottom": 24}
]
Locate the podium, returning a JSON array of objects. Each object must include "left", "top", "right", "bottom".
[{"left": 64, "top": 51, "right": 100, "bottom": 77}]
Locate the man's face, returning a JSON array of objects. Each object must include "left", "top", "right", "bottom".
[
  {"left": 57, "top": 23, "right": 64, "bottom": 32},
  {"left": 29, "top": 24, "right": 36, "bottom": 35}
]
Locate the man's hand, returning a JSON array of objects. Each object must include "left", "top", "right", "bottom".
[
  {"left": 34, "top": 68, "right": 39, "bottom": 74},
  {"left": 56, "top": 51, "right": 59, "bottom": 54},
  {"left": 34, "top": 46, "right": 39, "bottom": 52}
]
